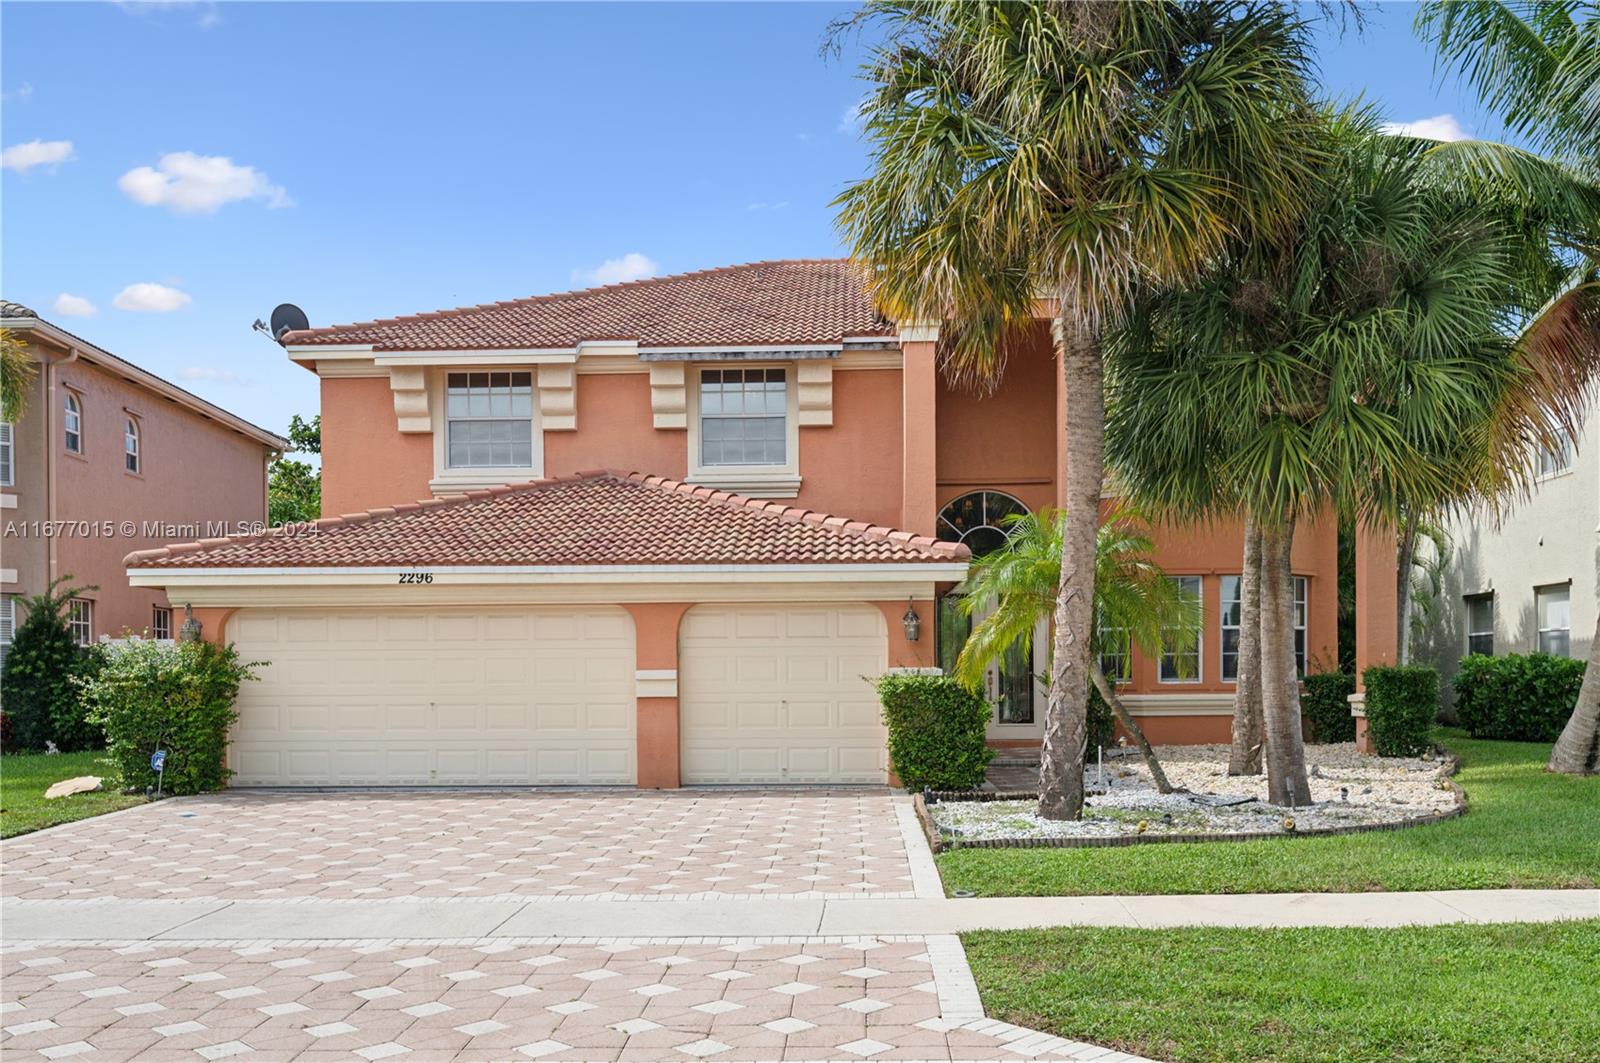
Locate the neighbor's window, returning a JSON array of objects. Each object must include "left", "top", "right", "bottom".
[
  {"left": 1535, "top": 584, "right": 1571, "bottom": 657},
  {"left": 64, "top": 391, "right": 83, "bottom": 453},
  {"left": 445, "top": 372, "right": 533, "bottom": 468},
  {"left": 0, "top": 595, "right": 15, "bottom": 670},
  {"left": 124, "top": 417, "right": 141, "bottom": 474},
  {"left": 151, "top": 606, "right": 172, "bottom": 641},
  {"left": 1466, "top": 593, "right": 1495, "bottom": 656},
  {"left": 1159, "top": 575, "right": 1203, "bottom": 682},
  {"left": 1292, "top": 576, "right": 1308, "bottom": 676},
  {"left": 699, "top": 367, "right": 787, "bottom": 466},
  {"left": 67, "top": 598, "right": 93, "bottom": 646},
  {"left": 1535, "top": 425, "right": 1574, "bottom": 478},
  {"left": 0, "top": 421, "right": 12, "bottom": 486}
]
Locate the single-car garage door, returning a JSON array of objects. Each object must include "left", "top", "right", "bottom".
[
  {"left": 679, "top": 603, "right": 887, "bottom": 784},
  {"left": 227, "top": 607, "right": 636, "bottom": 786}
]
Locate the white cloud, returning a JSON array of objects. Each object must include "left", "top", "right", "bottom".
[
  {"left": 838, "top": 97, "right": 868, "bottom": 135},
  {"left": 51, "top": 293, "right": 97, "bottom": 317},
  {"left": 2, "top": 83, "right": 33, "bottom": 103},
  {"left": 118, "top": 152, "right": 293, "bottom": 214},
  {"left": 745, "top": 201, "right": 791, "bottom": 212},
  {"left": 112, "top": 282, "right": 192, "bottom": 313},
  {"left": 176, "top": 366, "right": 245, "bottom": 385},
  {"left": 573, "top": 252, "right": 659, "bottom": 286},
  {"left": 1380, "top": 114, "right": 1469, "bottom": 142},
  {"left": 2, "top": 139, "right": 75, "bottom": 174}
]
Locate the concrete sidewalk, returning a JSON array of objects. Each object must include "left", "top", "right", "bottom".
[{"left": 5, "top": 889, "right": 1594, "bottom": 942}]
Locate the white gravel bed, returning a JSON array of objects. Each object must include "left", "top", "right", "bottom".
[{"left": 933, "top": 743, "right": 1460, "bottom": 840}]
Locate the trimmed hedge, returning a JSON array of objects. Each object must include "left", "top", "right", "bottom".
[
  {"left": 79, "top": 639, "right": 259, "bottom": 795},
  {"left": 1453, "top": 652, "right": 1586, "bottom": 742},
  {"left": 876, "top": 673, "right": 993, "bottom": 790},
  {"left": 1362, "top": 664, "right": 1438, "bottom": 756},
  {"left": 1303, "top": 670, "right": 1358, "bottom": 743}
]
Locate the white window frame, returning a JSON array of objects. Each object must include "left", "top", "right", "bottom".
[
  {"left": 151, "top": 605, "right": 172, "bottom": 641},
  {"left": 124, "top": 416, "right": 141, "bottom": 474},
  {"left": 1534, "top": 424, "right": 1574, "bottom": 480},
  {"left": 0, "top": 595, "right": 15, "bottom": 669},
  {"left": 64, "top": 390, "right": 83, "bottom": 454},
  {"left": 67, "top": 598, "right": 93, "bottom": 646},
  {"left": 0, "top": 421, "right": 13, "bottom": 486},
  {"left": 1292, "top": 576, "right": 1308, "bottom": 676},
  {"left": 1219, "top": 574, "right": 1307, "bottom": 680},
  {"left": 687, "top": 362, "right": 800, "bottom": 497},
  {"left": 429, "top": 368, "right": 544, "bottom": 492},
  {"left": 1159, "top": 575, "right": 1204, "bottom": 684},
  {"left": 1535, "top": 583, "right": 1572, "bottom": 657},
  {"left": 1465, "top": 592, "right": 1494, "bottom": 656}
]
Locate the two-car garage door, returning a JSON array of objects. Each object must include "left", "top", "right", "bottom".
[{"left": 226, "top": 602, "right": 888, "bottom": 787}]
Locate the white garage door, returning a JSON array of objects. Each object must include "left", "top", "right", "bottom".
[
  {"left": 226, "top": 607, "right": 636, "bottom": 786},
  {"left": 679, "top": 603, "right": 887, "bottom": 784}
]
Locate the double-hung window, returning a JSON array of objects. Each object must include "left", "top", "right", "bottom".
[
  {"left": 1098, "top": 622, "right": 1131, "bottom": 684},
  {"left": 124, "top": 417, "right": 141, "bottom": 473},
  {"left": 1465, "top": 593, "right": 1494, "bottom": 656},
  {"left": 67, "top": 598, "right": 93, "bottom": 646},
  {"left": 64, "top": 392, "right": 83, "bottom": 454},
  {"left": 1291, "top": 577, "right": 1308, "bottom": 675},
  {"left": 1536, "top": 584, "right": 1571, "bottom": 656},
  {"left": 445, "top": 372, "right": 533, "bottom": 469},
  {"left": 699, "top": 368, "right": 787, "bottom": 467},
  {"left": 0, "top": 596, "right": 15, "bottom": 670},
  {"left": 151, "top": 606, "right": 173, "bottom": 641},
  {"left": 1159, "top": 575, "right": 1203, "bottom": 682},
  {"left": 0, "top": 421, "right": 12, "bottom": 486},
  {"left": 1219, "top": 575, "right": 1307, "bottom": 679}
]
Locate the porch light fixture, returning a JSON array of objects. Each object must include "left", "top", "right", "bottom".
[{"left": 901, "top": 599, "right": 921, "bottom": 642}]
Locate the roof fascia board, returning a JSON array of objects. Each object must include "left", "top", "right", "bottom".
[
  {"left": 129, "top": 562, "right": 968, "bottom": 586},
  {"left": 373, "top": 349, "right": 579, "bottom": 366}
]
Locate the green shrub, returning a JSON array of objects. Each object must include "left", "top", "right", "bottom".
[
  {"left": 1362, "top": 664, "right": 1438, "bottom": 756},
  {"left": 1302, "top": 670, "right": 1357, "bottom": 743},
  {"left": 1453, "top": 652, "right": 1586, "bottom": 742},
  {"left": 876, "top": 672, "right": 993, "bottom": 790},
  {"left": 0, "top": 578, "right": 102, "bottom": 751},
  {"left": 79, "top": 639, "right": 260, "bottom": 795}
]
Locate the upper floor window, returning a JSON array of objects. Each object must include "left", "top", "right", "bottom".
[
  {"left": 1535, "top": 584, "right": 1571, "bottom": 657},
  {"left": 1218, "top": 575, "right": 1308, "bottom": 680},
  {"left": 699, "top": 367, "right": 786, "bottom": 467},
  {"left": 445, "top": 372, "right": 533, "bottom": 468},
  {"left": 63, "top": 391, "right": 83, "bottom": 453},
  {"left": 66, "top": 598, "right": 93, "bottom": 646},
  {"left": 1465, "top": 593, "right": 1494, "bottom": 656},
  {"left": 124, "top": 417, "right": 141, "bottom": 474},
  {"left": 1535, "top": 424, "right": 1574, "bottom": 478},
  {"left": 0, "top": 421, "right": 12, "bottom": 486},
  {"left": 936, "top": 490, "right": 1029, "bottom": 558},
  {"left": 1159, "top": 575, "right": 1203, "bottom": 683}
]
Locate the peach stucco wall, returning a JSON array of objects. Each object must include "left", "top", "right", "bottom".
[
  {"left": 800, "top": 369, "right": 903, "bottom": 530},
  {"left": 320, "top": 376, "right": 434, "bottom": 516},
  {"left": 545, "top": 373, "right": 687, "bottom": 482}
]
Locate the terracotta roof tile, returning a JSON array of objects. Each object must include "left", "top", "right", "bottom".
[
  {"left": 282, "top": 260, "right": 893, "bottom": 351},
  {"left": 125, "top": 472, "right": 968, "bottom": 570}
]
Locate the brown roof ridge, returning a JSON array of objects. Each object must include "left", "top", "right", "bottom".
[{"left": 282, "top": 259, "right": 862, "bottom": 345}]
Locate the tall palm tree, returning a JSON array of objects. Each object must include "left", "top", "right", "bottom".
[
  {"left": 1, "top": 328, "right": 36, "bottom": 422},
  {"left": 834, "top": 0, "right": 1319, "bottom": 819},
  {"left": 949, "top": 509, "right": 1202, "bottom": 793}
]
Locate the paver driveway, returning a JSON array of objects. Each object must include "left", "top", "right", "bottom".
[{"left": 1, "top": 791, "right": 917, "bottom": 902}]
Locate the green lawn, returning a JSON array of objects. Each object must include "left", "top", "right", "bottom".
[
  {"left": 964, "top": 921, "right": 1600, "bottom": 1063},
  {"left": 0, "top": 750, "right": 146, "bottom": 838},
  {"left": 939, "top": 731, "right": 1600, "bottom": 896}
]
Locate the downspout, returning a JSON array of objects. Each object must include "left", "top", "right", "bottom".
[{"left": 44, "top": 347, "right": 80, "bottom": 586}]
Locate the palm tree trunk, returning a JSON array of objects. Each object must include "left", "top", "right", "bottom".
[
  {"left": 1548, "top": 611, "right": 1600, "bottom": 774},
  {"left": 1395, "top": 510, "right": 1419, "bottom": 666},
  {"left": 1228, "top": 512, "right": 1264, "bottom": 775},
  {"left": 1260, "top": 515, "right": 1311, "bottom": 806},
  {"left": 1090, "top": 660, "right": 1173, "bottom": 793},
  {"left": 1038, "top": 314, "right": 1101, "bottom": 821}
]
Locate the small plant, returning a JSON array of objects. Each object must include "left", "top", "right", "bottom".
[
  {"left": 875, "top": 672, "right": 993, "bottom": 791},
  {"left": 79, "top": 639, "right": 260, "bottom": 795},
  {"left": 1302, "top": 671, "right": 1358, "bottom": 743},
  {"left": 1453, "top": 653, "right": 1585, "bottom": 742},
  {"left": 0, "top": 577, "right": 102, "bottom": 752},
  {"left": 1362, "top": 664, "right": 1439, "bottom": 756}
]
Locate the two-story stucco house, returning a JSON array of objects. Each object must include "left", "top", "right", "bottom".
[
  {"left": 126, "top": 260, "right": 1344, "bottom": 789},
  {"left": 1, "top": 301, "right": 286, "bottom": 662}
]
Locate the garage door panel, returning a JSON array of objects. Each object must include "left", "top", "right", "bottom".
[{"left": 228, "top": 607, "right": 636, "bottom": 786}]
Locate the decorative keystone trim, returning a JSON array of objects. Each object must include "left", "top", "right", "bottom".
[
  {"left": 636, "top": 669, "right": 678, "bottom": 698},
  {"left": 537, "top": 364, "right": 576, "bottom": 431},
  {"left": 389, "top": 366, "right": 430, "bottom": 433},
  {"left": 796, "top": 360, "right": 834, "bottom": 426},
  {"left": 649, "top": 363, "right": 687, "bottom": 429}
]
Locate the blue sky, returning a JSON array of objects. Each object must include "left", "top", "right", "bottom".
[{"left": 2, "top": 1, "right": 1496, "bottom": 438}]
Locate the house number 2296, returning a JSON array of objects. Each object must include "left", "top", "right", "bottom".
[{"left": 397, "top": 572, "right": 434, "bottom": 584}]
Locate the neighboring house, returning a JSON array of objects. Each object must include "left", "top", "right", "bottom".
[
  {"left": 1, "top": 301, "right": 286, "bottom": 663},
  {"left": 125, "top": 260, "right": 1342, "bottom": 788},
  {"left": 1417, "top": 393, "right": 1597, "bottom": 706}
]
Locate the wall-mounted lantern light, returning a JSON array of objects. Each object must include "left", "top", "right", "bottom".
[{"left": 902, "top": 599, "right": 921, "bottom": 642}]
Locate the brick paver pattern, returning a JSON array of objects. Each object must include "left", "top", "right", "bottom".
[
  {"left": 0, "top": 792, "right": 915, "bottom": 902},
  {"left": 1, "top": 938, "right": 1062, "bottom": 1062}
]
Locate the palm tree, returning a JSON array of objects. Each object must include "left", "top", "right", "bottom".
[
  {"left": 1, "top": 328, "right": 36, "bottom": 422},
  {"left": 949, "top": 509, "right": 1201, "bottom": 793},
  {"left": 1110, "top": 110, "right": 1533, "bottom": 805},
  {"left": 834, "top": 0, "right": 1319, "bottom": 818}
]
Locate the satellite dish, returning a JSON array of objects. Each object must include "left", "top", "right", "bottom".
[{"left": 269, "top": 303, "right": 310, "bottom": 341}]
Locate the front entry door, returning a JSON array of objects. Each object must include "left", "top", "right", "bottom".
[{"left": 938, "top": 597, "right": 1046, "bottom": 742}]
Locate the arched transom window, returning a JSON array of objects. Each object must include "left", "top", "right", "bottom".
[
  {"left": 936, "top": 490, "right": 1029, "bottom": 557},
  {"left": 63, "top": 392, "right": 83, "bottom": 453}
]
